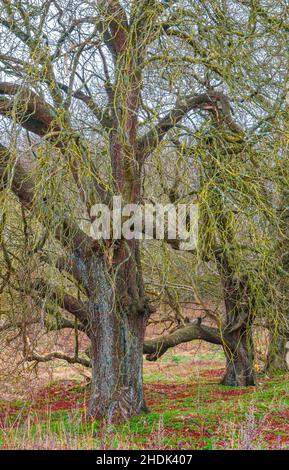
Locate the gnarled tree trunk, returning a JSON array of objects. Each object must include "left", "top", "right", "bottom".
[
  {"left": 221, "top": 325, "right": 255, "bottom": 386},
  {"left": 218, "top": 253, "right": 255, "bottom": 387},
  {"left": 88, "top": 308, "right": 148, "bottom": 422},
  {"left": 85, "top": 242, "right": 149, "bottom": 422}
]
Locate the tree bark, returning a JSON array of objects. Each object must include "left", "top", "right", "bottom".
[
  {"left": 221, "top": 326, "right": 255, "bottom": 386},
  {"left": 265, "top": 334, "right": 289, "bottom": 375},
  {"left": 85, "top": 244, "right": 149, "bottom": 423},
  {"left": 217, "top": 252, "right": 255, "bottom": 387},
  {"left": 88, "top": 307, "right": 148, "bottom": 422},
  {"left": 144, "top": 323, "right": 228, "bottom": 360}
]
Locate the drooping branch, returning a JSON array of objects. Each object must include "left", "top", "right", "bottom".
[
  {"left": 0, "top": 143, "right": 35, "bottom": 208},
  {"left": 25, "top": 324, "right": 216, "bottom": 368},
  {"left": 0, "top": 314, "right": 84, "bottom": 335},
  {"left": 236, "top": 1, "right": 289, "bottom": 33},
  {"left": 26, "top": 323, "right": 227, "bottom": 368},
  {"left": 0, "top": 319, "right": 36, "bottom": 333},
  {"left": 56, "top": 82, "right": 111, "bottom": 128},
  {"left": 83, "top": 321, "right": 234, "bottom": 364},
  {"left": 0, "top": 82, "right": 58, "bottom": 137},
  {"left": 0, "top": 81, "right": 111, "bottom": 209},
  {"left": 0, "top": 143, "right": 96, "bottom": 260},
  {"left": 33, "top": 278, "right": 88, "bottom": 326}
]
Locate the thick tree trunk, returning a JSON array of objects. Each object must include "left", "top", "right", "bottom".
[
  {"left": 85, "top": 244, "right": 149, "bottom": 423},
  {"left": 217, "top": 252, "right": 255, "bottom": 386},
  {"left": 88, "top": 307, "right": 148, "bottom": 422},
  {"left": 265, "top": 334, "right": 288, "bottom": 375},
  {"left": 221, "top": 326, "right": 255, "bottom": 386}
]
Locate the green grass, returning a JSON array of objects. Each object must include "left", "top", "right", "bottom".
[{"left": 0, "top": 353, "right": 288, "bottom": 450}]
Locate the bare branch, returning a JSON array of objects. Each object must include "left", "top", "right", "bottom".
[
  {"left": 138, "top": 92, "right": 244, "bottom": 161},
  {"left": 0, "top": 143, "right": 96, "bottom": 257},
  {"left": 26, "top": 350, "right": 90, "bottom": 367},
  {"left": 0, "top": 82, "right": 58, "bottom": 137},
  {"left": 56, "top": 82, "right": 111, "bottom": 128},
  {"left": 33, "top": 278, "right": 88, "bottom": 326},
  {"left": 0, "top": 142, "right": 35, "bottom": 208},
  {"left": 143, "top": 323, "right": 232, "bottom": 361}
]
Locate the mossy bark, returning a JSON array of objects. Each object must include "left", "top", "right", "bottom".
[
  {"left": 86, "top": 243, "right": 149, "bottom": 422},
  {"left": 265, "top": 334, "right": 288, "bottom": 375},
  {"left": 218, "top": 252, "right": 255, "bottom": 387},
  {"left": 221, "top": 326, "right": 255, "bottom": 386},
  {"left": 88, "top": 308, "right": 148, "bottom": 422}
]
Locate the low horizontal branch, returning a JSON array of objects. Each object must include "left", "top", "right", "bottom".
[
  {"left": 26, "top": 351, "right": 90, "bottom": 368},
  {"left": 18, "top": 321, "right": 237, "bottom": 369},
  {"left": 143, "top": 323, "right": 232, "bottom": 361}
]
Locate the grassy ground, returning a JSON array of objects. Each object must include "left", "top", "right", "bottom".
[{"left": 0, "top": 346, "right": 288, "bottom": 450}]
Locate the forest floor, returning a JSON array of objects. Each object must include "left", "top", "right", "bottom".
[{"left": 0, "top": 342, "right": 288, "bottom": 450}]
